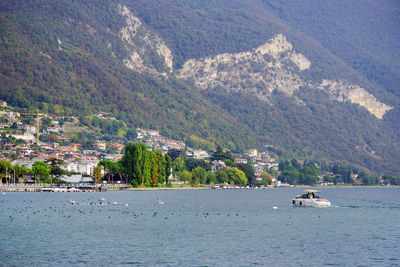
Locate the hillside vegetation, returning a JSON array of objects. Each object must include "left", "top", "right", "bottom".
[{"left": 0, "top": 0, "right": 399, "bottom": 174}]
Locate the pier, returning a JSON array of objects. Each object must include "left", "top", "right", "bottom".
[{"left": 0, "top": 183, "right": 131, "bottom": 192}]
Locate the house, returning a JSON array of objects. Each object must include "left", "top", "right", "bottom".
[
  {"left": 94, "top": 140, "right": 106, "bottom": 151},
  {"left": 165, "top": 139, "right": 186, "bottom": 149},
  {"left": 107, "top": 142, "right": 125, "bottom": 152},
  {"left": 82, "top": 150, "right": 101, "bottom": 155},
  {"left": 63, "top": 159, "right": 99, "bottom": 176},
  {"left": 136, "top": 128, "right": 147, "bottom": 139},
  {"left": 47, "top": 126, "right": 61, "bottom": 133},
  {"left": 24, "top": 125, "right": 36, "bottom": 134},
  {"left": 192, "top": 149, "right": 209, "bottom": 159},
  {"left": 211, "top": 160, "right": 227, "bottom": 173},
  {"left": 234, "top": 158, "right": 248, "bottom": 164},
  {"left": 147, "top": 130, "right": 160, "bottom": 137},
  {"left": 58, "top": 135, "right": 70, "bottom": 142},
  {"left": 246, "top": 149, "right": 258, "bottom": 158},
  {"left": 254, "top": 169, "right": 264, "bottom": 177}
]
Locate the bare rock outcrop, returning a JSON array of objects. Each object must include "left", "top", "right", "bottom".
[
  {"left": 318, "top": 80, "right": 393, "bottom": 119},
  {"left": 117, "top": 5, "right": 173, "bottom": 76},
  {"left": 177, "top": 34, "right": 311, "bottom": 100}
]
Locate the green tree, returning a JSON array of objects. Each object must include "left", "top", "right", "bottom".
[
  {"left": 125, "top": 128, "right": 137, "bottom": 141},
  {"left": 164, "top": 153, "right": 172, "bottom": 185},
  {"left": 32, "top": 161, "right": 50, "bottom": 183},
  {"left": 216, "top": 169, "right": 229, "bottom": 184},
  {"left": 225, "top": 167, "right": 247, "bottom": 186},
  {"left": 179, "top": 170, "right": 192, "bottom": 185},
  {"left": 192, "top": 166, "right": 207, "bottom": 185},
  {"left": 173, "top": 157, "right": 186, "bottom": 173},
  {"left": 235, "top": 163, "right": 254, "bottom": 186},
  {"left": 167, "top": 149, "right": 185, "bottom": 161},
  {"left": 120, "top": 142, "right": 148, "bottom": 186},
  {"left": 206, "top": 171, "right": 217, "bottom": 184},
  {"left": 278, "top": 170, "right": 301, "bottom": 185},
  {"left": 13, "top": 164, "right": 31, "bottom": 184},
  {"left": 0, "top": 160, "right": 13, "bottom": 183},
  {"left": 45, "top": 158, "right": 66, "bottom": 183},
  {"left": 154, "top": 150, "right": 166, "bottom": 185},
  {"left": 11, "top": 122, "right": 18, "bottom": 129},
  {"left": 185, "top": 158, "right": 211, "bottom": 171},
  {"left": 210, "top": 145, "right": 234, "bottom": 162}
]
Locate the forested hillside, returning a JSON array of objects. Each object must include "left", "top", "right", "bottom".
[{"left": 0, "top": 0, "right": 399, "bottom": 174}]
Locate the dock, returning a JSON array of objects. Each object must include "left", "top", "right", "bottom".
[{"left": 0, "top": 183, "right": 131, "bottom": 192}]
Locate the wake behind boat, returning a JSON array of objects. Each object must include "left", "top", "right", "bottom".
[{"left": 292, "top": 189, "right": 331, "bottom": 208}]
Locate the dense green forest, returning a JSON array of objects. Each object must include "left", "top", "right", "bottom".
[{"left": 0, "top": 0, "right": 399, "bottom": 174}]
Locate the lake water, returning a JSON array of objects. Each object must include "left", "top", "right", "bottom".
[{"left": 1, "top": 187, "right": 399, "bottom": 266}]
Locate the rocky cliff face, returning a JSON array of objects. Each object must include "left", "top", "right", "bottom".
[
  {"left": 177, "top": 34, "right": 310, "bottom": 101},
  {"left": 117, "top": 5, "right": 173, "bottom": 76},
  {"left": 177, "top": 34, "right": 392, "bottom": 119},
  {"left": 115, "top": 6, "right": 393, "bottom": 120},
  {"left": 318, "top": 80, "right": 393, "bottom": 119}
]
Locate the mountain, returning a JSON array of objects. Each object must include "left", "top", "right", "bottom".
[{"left": 0, "top": 0, "right": 399, "bottom": 174}]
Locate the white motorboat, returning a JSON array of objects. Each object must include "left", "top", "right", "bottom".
[{"left": 292, "top": 189, "right": 331, "bottom": 208}]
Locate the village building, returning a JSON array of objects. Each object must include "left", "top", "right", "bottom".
[
  {"left": 63, "top": 159, "right": 99, "bottom": 176},
  {"left": 211, "top": 160, "right": 227, "bottom": 173},
  {"left": 58, "top": 135, "right": 70, "bottom": 142},
  {"left": 107, "top": 142, "right": 125, "bottom": 152},
  {"left": 188, "top": 149, "right": 209, "bottom": 159},
  {"left": 94, "top": 140, "right": 106, "bottom": 151},
  {"left": 47, "top": 126, "right": 61, "bottom": 133},
  {"left": 234, "top": 157, "right": 248, "bottom": 164}
]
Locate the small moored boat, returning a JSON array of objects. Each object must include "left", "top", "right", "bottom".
[{"left": 292, "top": 189, "right": 331, "bottom": 208}]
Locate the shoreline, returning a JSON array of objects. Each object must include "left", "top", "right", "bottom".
[{"left": 1, "top": 184, "right": 398, "bottom": 192}]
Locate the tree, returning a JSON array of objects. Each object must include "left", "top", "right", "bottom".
[
  {"left": 260, "top": 171, "right": 272, "bottom": 185},
  {"left": 216, "top": 169, "right": 228, "bottom": 184},
  {"left": 165, "top": 154, "right": 172, "bottom": 185},
  {"left": 154, "top": 150, "right": 166, "bottom": 185},
  {"left": 236, "top": 163, "right": 254, "bottom": 186},
  {"left": 93, "top": 165, "right": 102, "bottom": 184},
  {"left": 125, "top": 128, "right": 137, "bottom": 141},
  {"left": 32, "top": 161, "right": 50, "bottom": 183},
  {"left": 120, "top": 142, "right": 147, "bottom": 186},
  {"left": 206, "top": 171, "right": 217, "bottom": 184},
  {"left": 179, "top": 170, "right": 192, "bottom": 185},
  {"left": 99, "top": 160, "right": 124, "bottom": 183},
  {"left": 225, "top": 167, "right": 247, "bottom": 186},
  {"left": 291, "top": 158, "right": 301, "bottom": 170},
  {"left": 278, "top": 170, "right": 301, "bottom": 185},
  {"left": 192, "top": 166, "right": 207, "bottom": 185},
  {"left": 13, "top": 164, "right": 31, "bottom": 184},
  {"left": 45, "top": 158, "right": 66, "bottom": 183},
  {"left": 210, "top": 145, "right": 234, "bottom": 162},
  {"left": 0, "top": 160, "right": 13, "bottom": 183},
  {"left": 167, "top": 148, "right": 185, "bottom": 161},
  {"left": 267, "top": 167, "right": 276, "bottom": 176},
  {"left": 185, "top": 158, "right": 211, "bottom": 171},
  {"left": 172, "top": 157, "right": 186, "bottom": 173}
]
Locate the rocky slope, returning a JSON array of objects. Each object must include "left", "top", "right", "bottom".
[
  {"left": 118, "top": 5, "right": 173, "bottom": 76},
  {"left": 176, "top": 34, "right": 392, "bottom": 119}
]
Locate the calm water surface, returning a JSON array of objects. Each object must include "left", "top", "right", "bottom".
[{"left": 1, "top": 188, "right": 399, "bottom": 266}]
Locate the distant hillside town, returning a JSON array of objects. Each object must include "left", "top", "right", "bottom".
[{"left": 1, "top": 101, "right": 398, "bottom": 187}]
